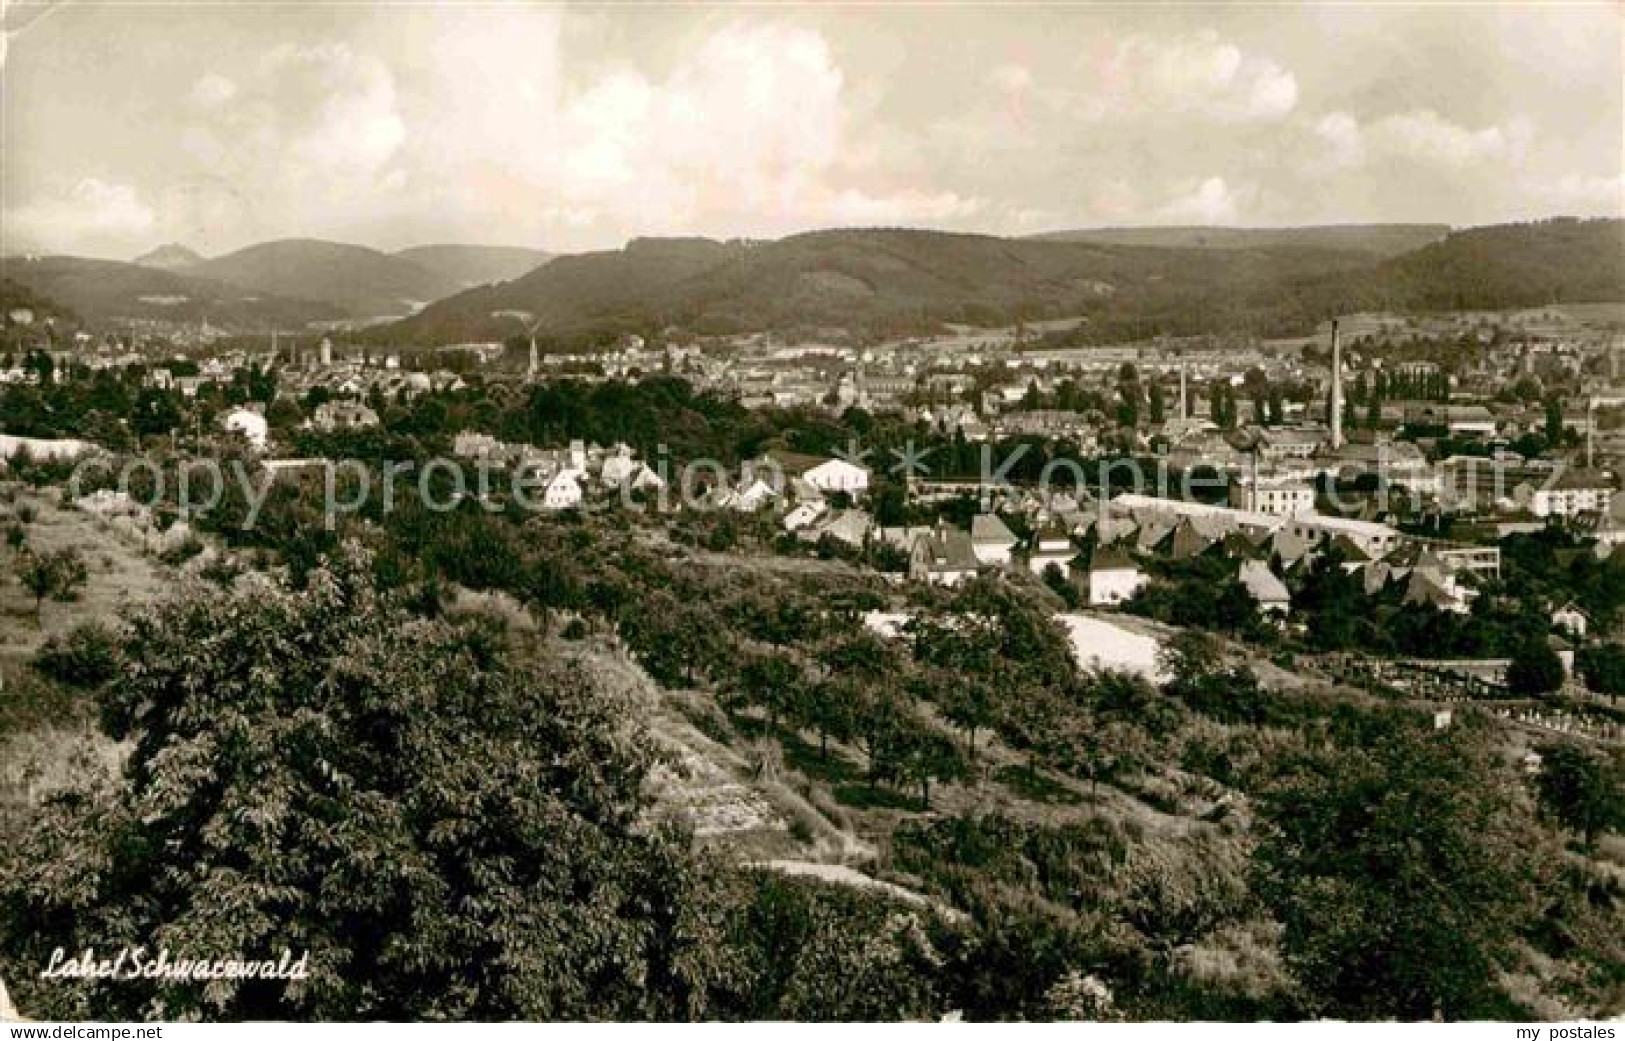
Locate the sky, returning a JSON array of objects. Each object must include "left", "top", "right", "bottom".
[{"left": 1, "top": 2, "right": 1621, "bottom": 259}]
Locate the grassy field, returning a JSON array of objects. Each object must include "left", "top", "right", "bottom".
[{"left": 0, "top": 481, "right": 169, "bottom": 826}]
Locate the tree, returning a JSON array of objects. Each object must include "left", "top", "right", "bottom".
[
  {"left": 1534, "top": 743, "right": 1622, "bottom": 850},
  {"left": 14, "top": 546, "right": 88, "bottom": 626},
  {"left": 734, "top": 649, "right": 802, "bottom": 731},
  {"left": 1255, "top": 720, "right": 1546, "bottom": 1020},
  {"left": 0, "top": 548, "right": 751, "bottom": 1021},
  {"left": 1505, "top": 638, "right": 1565, "bottom": 696},
  {"left": 894, "top": 725, "right": 967, "bottom": 808},
  {"left": 1576, "top": 643, "right": 1625, "bottom": 697},
  {"left": 1041, "top": 562, "right": 1081, "bottom": 608}
]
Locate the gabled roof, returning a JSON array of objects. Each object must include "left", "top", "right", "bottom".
[
  {"left": 761, "top": 449, "right": 840, "bottom": 477},
  {"left": 1135, "top": 519, "right": 1174, "bottom": 553},
  {"left": 1168, "top": 518, "right": 1217, "bottom": 560},
  {"left": 1096, "top": 515, "right": 1137, "bottom": 545},
  {"left": 1550, "top": 468, "right": 1613, "bottom": 492},
  {"left": 1239, "top": 560, "right": 1290, "bottom": 604},
  {"left": 1221, "top": 529, "right": 1268, "bottom": 559},
  {"left": 915, "top": 527, "right": 980, "bottom": 572},
  {"left": 1032, "top": 523, "right": 1072, "bottom": 551},
  {"left": 1403, "top": 567, "right": 1459, "bottom": 609},
  {"left": 1268, "top": 528, "right": 1313, "bottom": 564},
  {"left": 1325, "top": 532, "right": 1373, "bottom": 563},
  {"left": 1089, "top": 544, "right": 1139, "bottom": 573},
  {"left": 1362, "top": 561, "right": 1403, "bottom": 595},
  {"left": 971, "top": 513, "right": 1019, "bottom": 547}
]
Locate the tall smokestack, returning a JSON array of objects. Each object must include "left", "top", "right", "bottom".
[
  {"left": 1330, "top": 319, "right": 1344, "bottom": 450},
  {"left": 1179, "top": 362, "right": 1188, "bottom": 422}
]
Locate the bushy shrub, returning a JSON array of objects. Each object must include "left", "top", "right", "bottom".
[{"left": 31, "top": 622, "right": 121, "bottom": 689}]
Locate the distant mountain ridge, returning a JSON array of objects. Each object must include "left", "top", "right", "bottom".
[
  {"left": 7, "top": 220, "right": 1617, "bottom": 341},
  {"left": 393, "top": 244, "right": 551, "bottom": 289},
  {"left": 119, "top": 240, "right": 550, "bottom": 322},
  {"left": 1, "top": 255, "right": 345, "bottom": 328},
  {"left": 1029, "top": 224, "right": 1450, "bottom": 258},
  {"left": 179, "top": 239, "right": 458, "bottom": 321},
  {"left": 386, "top": 219, "right": 1623, "bottom": 349},
  {"left": 133, "top": 243, "right": 206, "bottom": 270}
]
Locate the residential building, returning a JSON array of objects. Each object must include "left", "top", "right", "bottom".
[
  {"left": 908, "top": 525, "right": 981, "bottom": 586},
  {"left": 221, "top": 406, "right": 268, "bottom": 450},
  {"left": 1239, "top": 560, "right": 1290, "bottom": 616},
  {"left": 752, "top": 450, "right": 870, "bottom": 496},
  {"left": 1088, "top": 545, "right": 1146, "bottom": 606},
  {"left": 1027, "top": 525, "right": 1077, "bottom": 576},
  {"left": 1516, "top": 468, "right": 1613, "bottom": 518},
  {"left": 542, "top": 470, "right": 584, "bottom": 510},
  {"left": 310, "top": 400, "right": 380, "bottom": 432},
  {"left": 970, "top": 513, "right": 1019, "bottom": 566}
]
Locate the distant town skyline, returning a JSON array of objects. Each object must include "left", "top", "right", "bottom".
[{"left": 2, "top": 3, "right": 1620, "bottom": 259}]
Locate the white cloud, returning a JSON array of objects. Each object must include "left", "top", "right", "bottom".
[
  {"left": 1157, "top": 177, "right": 1244, "bottom": 224},
  {"left": 189, "top": 72, "right": 237, "bottom": 109},
  {"left": 988, "top": 63, "right": 1034, "bottom": 94},
  {"left": 5, "top": 178, "right": 156, "bottom": 251},
  {"left": 1368, "top": 109, "right": 1530, "bottom": 166},
  {"left": 1091, "top": 31, "right": 1298, "bottom": 123},
  {"left": 1309, "top": 111, "right": 1365, "bottom": 169},
  {"left": 182, "top": 41, "right": 406, "bottom": 217},
  {"left": 468, "top": 21, "right": 980, "bottom": 239},
  {"left": 1534, "top": 172, "right": 1625, "bottom": 215},
  {"left": 1303, "top": 108, "right": 1533, "bottom": 176}
]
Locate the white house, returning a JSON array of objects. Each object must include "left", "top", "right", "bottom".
[
  {"left": 908, "top": 526, "right": 981, "bottom": 587},
  {"left": 1238, "top": 560, "right": 1291, "bottom": 616},
  {"left": 1229, "top": 473, "right": 1316, "bottom": 517},
  {"left": 754, "top": 451, "right": 870, "bottom": 496},
  {"left": 1027, "top": 525, "right": 1077, "bottom": 576},
  {"left": 783, "top": 501, "right": 828, "bottom": 532},
  {"left": 221, "top": 407, "right": 268, "bottom": 450},
  {"left": 732, "top": 477, "right": 780, "bottom": 512},
  {"left": 542, "top": 470, "right": 584, "bottom": 510},
  {"left": 1552, "top": 602, "right": 1589, "bottom": 639},
  {"left": 1517, "top": 469, "right": 1613, "bottom": 519},
  {"left": 970, "top": 513, "right": 1019, "bottom": 566},
  {"left": 1088, "top": 545, "right": 1146, "bottom": 606}
]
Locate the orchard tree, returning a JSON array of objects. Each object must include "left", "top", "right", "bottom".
[
  {"left": 1255, "top": 719, "right": 1548, "bottom": 1020},
  {"left": 14, "top": 546, "right": 88, "bottom": 626},
  {"left": 0, "top": 549, "right": 750, "bottom": 1021},
  {"left": 1506, "top": 638, "right": 1566, "bottom": 696},
  {"left": 1534, "top": 742, "right": 1623, "bottom": 850}
]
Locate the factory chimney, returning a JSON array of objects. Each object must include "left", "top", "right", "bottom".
[
  {"left": 1179, "top": 362, "right": 1188, "bottom": 422},
  {"left": 1330, "top": 319, "right": 1344, "bottom": 450},
  {"left": 528, "top": 335, "right": 539, "bottom": 379}
]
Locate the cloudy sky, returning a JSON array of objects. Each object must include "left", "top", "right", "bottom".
[{"left": 1, "top": 2, "right": 1620, "bottom": 259}]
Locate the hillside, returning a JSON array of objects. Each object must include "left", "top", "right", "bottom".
[
  {"left": 388, "top": 220, "right": 1625, "bottom": 349},
  {"left": 393, "top": 244, "right": 551, "bottom": 289},
  {"left": 183, "top": 238, "right": 459, "bottom": 320},
  {"left": 0, "top": 277, "right": 74, "bottom": 325},
  {"left": 385, "top": 230, "right": 1377, "bottom": 347},
  {"left": 1031, "top": 224, "right": 1449, "bottom": 258},
  {"left": 0, "top": 255, "right": 344, "bottom": 329},
  {"left": 133, "top": 243, "right": 206, "bottom": 270},
  {"left": 1280, "top": 217, "right": 1625, "bottom": 316}
]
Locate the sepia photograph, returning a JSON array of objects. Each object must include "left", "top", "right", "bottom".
[{"left": 0, "top": 0, "right": 1622, "bottom": 1030}]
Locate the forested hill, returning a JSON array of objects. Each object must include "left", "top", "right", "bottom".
[
  {"left": 382, "top": 229, "right": 1377, "bottom": 348},
  {"left": 1344, "top": 217, "right": 1623, "bottom": 311},
  {"left": 0, "top": 255, "right": 345, "bottom": 328},
  {"left": 1029, "top": 224, "right": 1449, "bottom": 257},
  {"left": 385, "top": 219, "right": 1624, "bottom": 350},
  {"left": 0, "top": 277, "right": 74, "bottom": 324}
]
